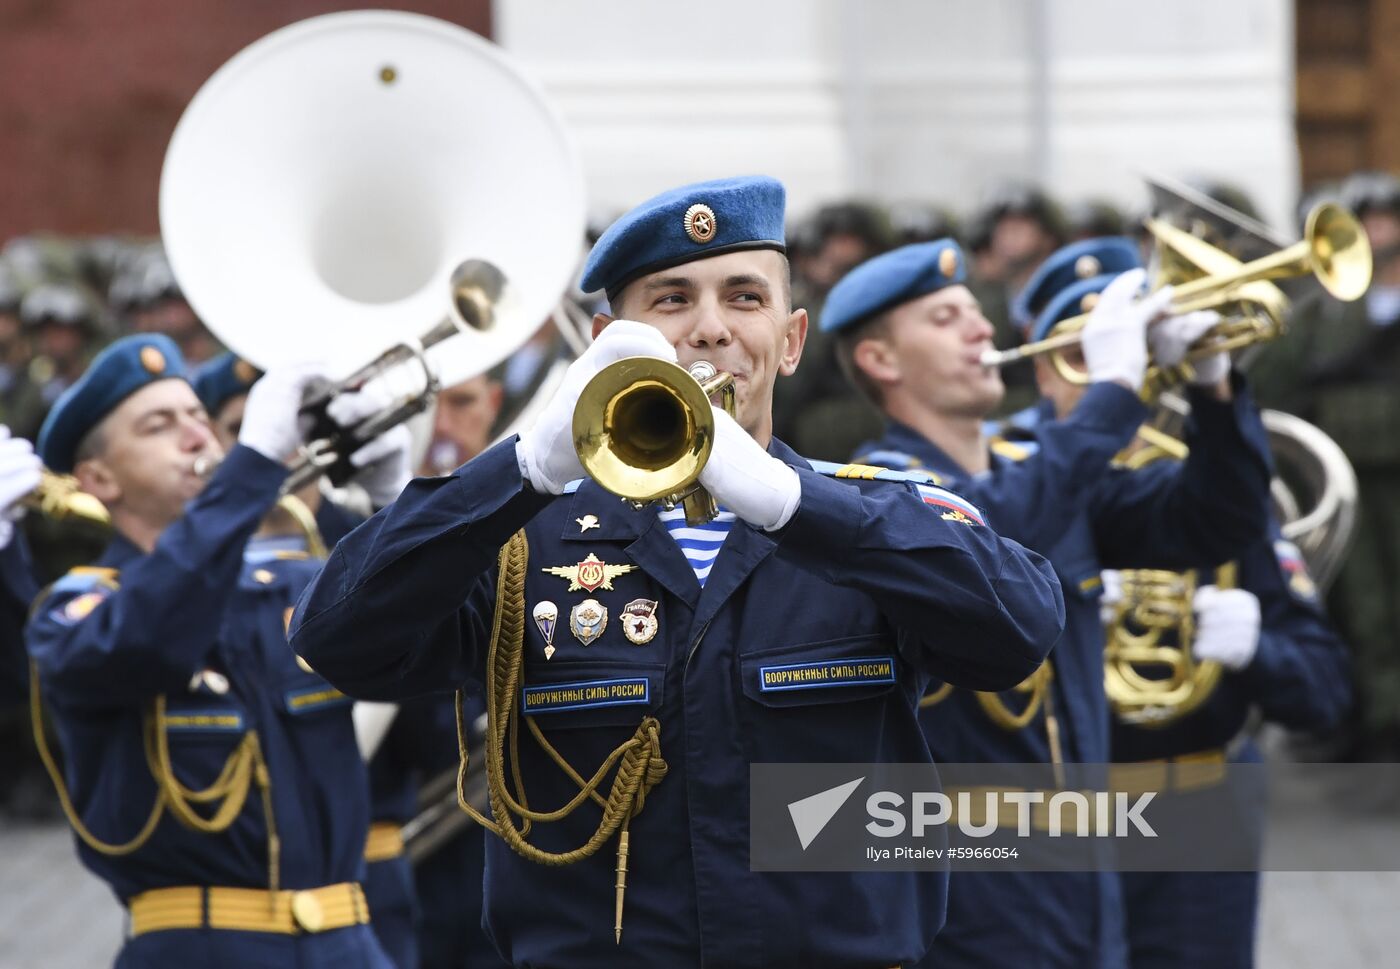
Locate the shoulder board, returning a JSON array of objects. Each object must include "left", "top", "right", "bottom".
[
  {"left": 989, "top": 437, "right": 1038, "bottom": 461},
  {"left": 808, "top": 460, "right": 945, "bottom": 486},
  {"left": 51, "top": 566, "right": 120, "bottom": 595},
  {"left": 562, "top": 479, "right": 584, "bottom": 494},
  {"left": 849, "top": 449, "right": 939, "bottom": 479},
  {"left": 244, "top": 546, "right": 312, "bottom": 564}
]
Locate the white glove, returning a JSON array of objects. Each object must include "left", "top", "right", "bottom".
[
  {"left": 347, "top": 426, "right": 412, "bottom": 506},
  {"left": 697, "top": 408, "right": 801, "bottom": 531},
  {"left": 1099, "top": 569, "right": 1123, "bottom": 626},
  {"left": 0, "top": 427, "right": 41, "bottom": 550},
  {"left": 326, "top": 381, "right": 413, "bottom": 506},
  {"left": 516, "top": 319, "right": 678, "bottom": 494},
  {"left": 1147, "top": 309, "right": 1230, "bottom": 386},
  {"left": 1081, "top": 269, "right": 1173, "bottom": 390},
  {"left": 238, "top": 362, "right": 326, "bottom": 464},
  {"left": 1191, "top": 585, "right": 1261, "bottom": 671}
]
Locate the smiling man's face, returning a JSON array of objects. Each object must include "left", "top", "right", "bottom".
[{"left": 594, "top": 249, "right": 807, "bottom": 445}]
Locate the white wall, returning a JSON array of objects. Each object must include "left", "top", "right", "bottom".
[{"left": 496, "top": 0, "right": 1298, "bottom": 232}]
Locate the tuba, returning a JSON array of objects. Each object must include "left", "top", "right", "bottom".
[
  {"left": 159, "top": 10, "right": 585, "bottom": 487},
  {"left": 1103, "top": 400, "right": 1358, "bottom": 725},
  {"left": 155, "top": 10, "right": 585, "bottom": 767}
]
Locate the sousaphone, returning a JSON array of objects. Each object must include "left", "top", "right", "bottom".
[{"left": 160, "top": 10, "right": 586, "bottom": 482}]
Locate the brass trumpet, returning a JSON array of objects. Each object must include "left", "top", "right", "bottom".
[
  {"left": 981, "top": 202, "right": 1373, "bottom": 384},
  {"left": 573, "top": 358, "right": 735, "bottom": 525}
]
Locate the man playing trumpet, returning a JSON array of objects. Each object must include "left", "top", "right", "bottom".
[
  {"left": 825, "top": 236, "right": 1275, "bottom": 968},
  {"left": 25, "top": 334, "right": 405, "bottom": 968},
  {"left": 290, "top": 175, "right": 1066, "bottom": 968}
]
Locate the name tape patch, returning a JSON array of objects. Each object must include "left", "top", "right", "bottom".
[
  {"left": 161, "top": 710, "right": 246, "bottom": 734},
  {"left": 522, "top": 677, "right": 650, "bottom": 714},
  {"left": 284, "top": 686, "right": 351, "bottom": 714},
  {"left": 759, "top": 656, "right": 897, "bottom": 692}
]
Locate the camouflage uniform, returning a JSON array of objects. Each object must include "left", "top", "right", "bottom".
[{"left": 1251, "top": 290, "right": 1400, "bottom": 748}]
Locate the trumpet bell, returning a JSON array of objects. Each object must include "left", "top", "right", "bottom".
[
  {"left": 1306, "top": 203, "right": 1372, "bottom": 302},
  {"left": 160, "top": 10, "right": 584, "bottom": 386},
  {"left": 573, "top": 357, "right": 717, "bottom": 503}
]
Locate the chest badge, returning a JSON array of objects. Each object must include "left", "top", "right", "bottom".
[
  {"left": 569, "top": 599, "right": 608, "bottom": 646},
  {"left": 543, "top": 553, "right": 636, "bottom": 592},
  {"left": 576, "top": 514, "right": 600, "bottom": 533},
  {"left": 621, "top": 599, "right": 659, "bottom": 645},
  {"left": 533, "top": 600, "right": 559, "bottom": 660},
  {"left": 188, "top": 668, "right": 230, "bottom": 695}
]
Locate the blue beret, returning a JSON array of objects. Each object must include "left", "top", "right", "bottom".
[
  {"left": 38, "top": 334, "right": 189, "bottom": 472},
  {"left": 1011, "top": 236, "right": 1141, "bottom": 333},
  {"left": 1031, "top": 274, "right": 1132, "bottom": 343},
  {"left": 819, "top": 239, "right": 968, "bottom": 334},
  {"left": 580, "top": 176, "right": 787, "bottom": 300},
  {"left": 192, "top": 353, "right": 261, "bottom": 416}
]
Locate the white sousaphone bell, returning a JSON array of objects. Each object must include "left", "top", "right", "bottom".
[
  {"left": 160, "top": 9, "right": 586, "bottom": 489},
  {"left": 159, "top": 10, "right": 585, "bottom": 757}
]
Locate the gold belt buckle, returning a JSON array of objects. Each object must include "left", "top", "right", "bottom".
[{"left": 291, "top": 890, "right": 326, "bottom": 933}]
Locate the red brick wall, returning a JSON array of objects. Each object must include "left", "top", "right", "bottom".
[{"left": 0, "top": 0, "right": 491, "bottom": 238}]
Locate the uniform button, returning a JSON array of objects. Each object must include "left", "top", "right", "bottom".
[{"left": 291, "top": 890, "right": 325, "bottom": 932}]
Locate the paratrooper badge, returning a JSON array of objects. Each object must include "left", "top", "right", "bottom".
[
  {"left": 569, "top": 599, "right": 608, "bottom": 646},
  {"left": 533, "top": 601, "right": 559, "bottom": 659}
]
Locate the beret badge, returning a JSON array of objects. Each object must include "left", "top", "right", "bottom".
[
  {"left": 140, "top": 346, "right": 166, "bottom": 375},
  {"left": 683, "top": 203, "right": 717, "bottom": 244},
  {"left": 938, "top": 247, "right": 959, "bottom": 277},
  {"left": 1074, "top": 254, "right": 1102, "bottom": 279}
]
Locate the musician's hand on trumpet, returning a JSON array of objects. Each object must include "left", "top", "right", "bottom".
[
  {"left": 516, "top": 320, "right": 677, "bottom": 495},
  {"left": 697, "top": 408, "right": 800, "bottom": 532},
  {"left": 237, "top": 362, "right": 328, "bottom": 466},
  {"left": 1146, "top": 308, "right": 1231, "bottom": 394},
  {"left": 0, "top": 425, "right": 41, "bottom": 550},
  {"left": 326, "top": 384, "right": 414, "bottom": 508},
  {"left": 1079, "top": 268, "right": 1173, "bottom": 392}
]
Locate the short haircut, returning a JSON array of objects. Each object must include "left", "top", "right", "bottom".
[
  {"left": 834, "top": 311, "right": 893, "bottom": 407},
  {"left": 72, "top": 423, "right": 107, "bottom": 466}
]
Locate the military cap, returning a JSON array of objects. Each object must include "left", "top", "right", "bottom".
[
  {"left": 21, "top": 284, "right": 94, "bottom": 331},
  {"left": 972, "top": 181, "right": 1067, "bottom": 239},
  {"left": 1064, "top": 199, "right": 1126, "bottom": 240},
  {"left": 1011, "top": 237, "right": 1141, "bottom": 334},
  {"left": 192, "top": 353, "right": 262, "bottom": 417},
  {"left": 888, "top": 202, "right": 959, "bottom": 247},
  {"left": 38, "top": 334, "right": 189, "bottom": 472},
  {"left": 137, "top": 258, "right": 183, "bottom": 308},
  {"left": 1341, "top": 171, "right": 1400, "bottom": 221},
  {"left": 818, "top": 239, "right": 968, "bottom": 334},
  {"left": 1029, "top": 275, "right": 1127, "bottom": 344},
  {"left": 580, "top": 176, "right": 786, "bottom": 301}
]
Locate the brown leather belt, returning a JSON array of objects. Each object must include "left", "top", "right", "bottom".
[{"left": 128, "top": 882, "right": 369, "bottom": 936}]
